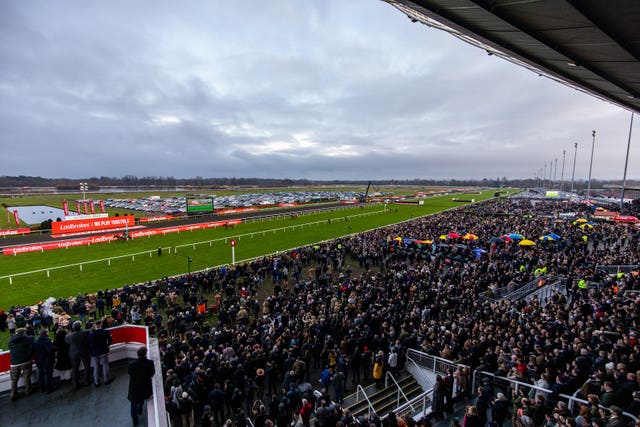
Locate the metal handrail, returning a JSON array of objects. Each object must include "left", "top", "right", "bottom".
[
  {"left": 392, "top": 389, "right": 433, "bottom": 421},
  {"left": 472, "top": 370, "right": 638, "bottom": 423},
  {"left": 384, "top": 371, "right": 415, "bottom": 413},
  {"left": 406, "top": 353, "right": 434, "bottom": 389},
  {"left": 355, "top": 384, "right": 377, "bottom": 418}
]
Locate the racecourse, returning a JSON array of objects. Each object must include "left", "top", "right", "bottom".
[{"left": 0, "top": 190, "right": 510, "bottom": 308}]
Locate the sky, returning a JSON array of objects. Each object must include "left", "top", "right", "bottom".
[{"left": 0, "top": 1, "right": 636, "bottom": 181}]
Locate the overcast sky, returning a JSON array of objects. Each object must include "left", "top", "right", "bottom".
[{"left": 0, "top": 1, "right": 636, "bottom": 181}]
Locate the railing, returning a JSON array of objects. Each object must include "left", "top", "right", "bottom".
[
  {"left": 384, "top": 372, "right": 415, "bottom": 413},
  {"left": 406, "top": 355, "right": 434, "bottom": 391},
  {"left": 1, "top": 325, "right": 167, "bottom": 427},
  {"left": 355, "top": 384, "right": 377, "bottom": 418},
  {"left": 497, "top": 276, "right": 564, "bottom": 303},
  {"left": 471, "top": 370, "right": 638, "bottom": 425},
  {"left": 596, "top": 264, "right": 640, "bottom": 275},
  {"left": 392, "top": 390, "right": 432, "bottom": 422},
  {"left": 521, "top": 280, "right": 566, "bottom": 307},
  {"left": 173, "top": 207, "right": 387, "bottom": 253}
]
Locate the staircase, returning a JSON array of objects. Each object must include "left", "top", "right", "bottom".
[{"left": 344, "top": 372, "right": 427, "bottom": 419}]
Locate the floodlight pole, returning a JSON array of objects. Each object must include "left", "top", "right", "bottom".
[
  {"left": 80, "top": 182, "right": 88, "bottom": 203},
  {"left": 620, "top": 112, "right": 635, "bottom": 213},
  {"left": 560, "top": 150, "right": 566, "bottom": 192},
  {"left": 544, "top": 164, "right": 547, "bottom": 190},
  {"left": 586, "top": 130, "right": 596, "bottom": 199},
  {"left": 570, "top": 143, "right": 578, "bottom": 193},
  {"left": 554, "top": 158, "right": 558, "bottom": 187}
]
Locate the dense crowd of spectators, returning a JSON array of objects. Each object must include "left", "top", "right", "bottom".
[{"left": 3, "top": 196, "right": 640, "bottom": 427}]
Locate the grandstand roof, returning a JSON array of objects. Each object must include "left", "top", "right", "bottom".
[{"left": 384, "top": 0, "right": 640, "bottom": 113}]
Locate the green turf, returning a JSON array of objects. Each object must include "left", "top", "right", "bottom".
[{"left": 0, "top": 190, "right": 517, "bottom": 309}]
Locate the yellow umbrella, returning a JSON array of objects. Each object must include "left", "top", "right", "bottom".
[
  {"left": 463, "top": 233, "right": 478, "bottom": 241},
  {"left": 519, "top": 239, "right": 536, "bottom": 246},
  {"left": 439, "top": 235, "right": 447, "bottom": 240},
  {"left": 573, "top": 218, "right": 588, "bottom": 225},
  {"left": 579, "top": 223, "right": 594, "bottom": 230}
]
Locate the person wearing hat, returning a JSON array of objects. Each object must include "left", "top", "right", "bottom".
[
  {"left": 9, "top": 327, "right": 34, "bottom": 401},
  {"left": 33, "top": 328, "right": 55, "bottom": 394},
  {"left": 128, "top": 346, "right": 156, "bottom": 426}
]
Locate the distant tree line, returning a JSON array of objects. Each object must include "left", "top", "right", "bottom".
[{"left": 0, "top": 175, "right": 638, "bottom": 192}]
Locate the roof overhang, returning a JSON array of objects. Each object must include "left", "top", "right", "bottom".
[{"left": 383, "top": 0, "right": 640, "bottom": 114}]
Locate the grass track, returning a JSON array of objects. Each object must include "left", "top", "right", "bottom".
[{"left": 0, "top": 190, "right": 513, "bottom": 309}]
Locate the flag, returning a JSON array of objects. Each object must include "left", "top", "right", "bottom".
[
  {"left": 62, "top": 201, "right": 69, "bottom": 217},
  {"left": 99, "top": 199, "right": 105, "bottom": 213},
  {"left": 83, "top": 200, "right": 88, "bottom": 215},
  {"left": 76, "top": 200, "right": 81, "bottom": 214},
  {"left": 13, "top": 210, "right": 19, "bottom": 227},
  {"left": 6, "top": 208, "right": 10, "bottom": 224},
  {"left": 89, "top": 200, "right": 95, "bottom": 214}
]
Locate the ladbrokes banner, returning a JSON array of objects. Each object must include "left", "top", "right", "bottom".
[
  {"left": 6, "top": 219, "right": 241, "bottom": 255},
  {"left": 51, "top": 216, "right": 135, "bottom": 236}
]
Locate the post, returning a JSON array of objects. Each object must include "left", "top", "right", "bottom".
[
  {"left": 231, "top": 239, "right": 236, "bottom": 265},
  {"left": 620, "top": 113, "right": 635, "bottom": 212},
  {"left": 554, "top": 158, "right": 558, "bottom": 187},
  {"left": 570, "top": 142, "right": 578, "bottom": 193},
  {"left": 586, "top": 130, "right": 596, "bottom": 199},
  {"left": 560, "top": 149, "right": 566, "bottom": 192}
]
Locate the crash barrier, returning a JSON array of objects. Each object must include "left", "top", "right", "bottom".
[
  {"left": 0, "top": 325, "right": 167, "bottom": 427},
  {"left": 595, "top": 264, "right": 640, "bottom": 275},
  {"left": 471, "top": 370, "right": 638, "bottom": 425},
  {"left": 500, "top": 277, "right": 564, "bottom": 303}
]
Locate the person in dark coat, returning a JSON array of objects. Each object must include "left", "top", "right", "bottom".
[
  {"left": 33, "top": 329, "right": 56, "bottom": 393},
  {"left": 53, "top": 328, "right": 72, "bottom": 383},
  {"left": 65, "top": 320, "right": 91, "bottom": 390},
  {"left": 128, "top": 346, "right": 156, "bottom": 426},
  {"left": 431, "top": 375, "right": 447, "bottom": 418},
  {"left": 88, "top": 319, "right": 113, "bottom": 386}
]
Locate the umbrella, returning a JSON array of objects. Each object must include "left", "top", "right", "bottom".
[
  {"left": 518, "top": 239, "right": 536, "bottom": 246},
  {"left": 547, "top": 233, "right": 561, "bottom": 239},
  {"left": 499, "top": 235, "right": 513, "bottom": 242},
  {"left": 439, "top": 235, "right": 447, "bottom": 240},
  {"left": 579, "top": 223, "right": 594, "bottom": 230},
  {"left": 539, "top": 235, "right": 555, "bottom": 241},
  {"left": 393, "top": 237, "right": 403, "bottom": 242},
  {"left": 472, "top": 248, "right": 487, "bottom": 254},
  {"left": 508, "top": 233, "right": 524, "bottom": 240},
  {"left": 463, "top": 233, "right": 478, "bottom": 241},
  {"left": 447, "top": 232, "right": 461, "bottom": 239},
  {"left": 573, "top": 218, "right": 588, "bottom": 224},
  {"left": 489, "top": 236, "right": 504, "bottom": 244}
]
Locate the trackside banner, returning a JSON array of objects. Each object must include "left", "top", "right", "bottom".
[
  {"left": 139, "top": 215, "right": 174, "bottom": 223},
  {"left": 0, "top": 228, "right": 31, "bottom": 237},
  {"left": 4, "top": 219, "right": 241, "bottom": 255},
  {"left": 51, "top": 216, "right": 135, "bottom": 236}
]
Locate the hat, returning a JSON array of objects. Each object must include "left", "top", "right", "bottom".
[
  {"left": 182, "top": 392, "right": 189, "bottom": 399},
  {"left": 15, "top": 328, "right": 27, "bottom": 334},
  {"left": 204, "top": 405, "right": 211, "bottom": 411},
  {"left": 609, "top": 405, "right": 622, "bottom": 414}
]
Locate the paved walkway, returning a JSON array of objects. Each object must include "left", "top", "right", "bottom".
[{"left": 0, "top": 359, "right": 143, "bottom": 427}]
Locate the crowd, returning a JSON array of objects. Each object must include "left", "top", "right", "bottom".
[{"left": 4, "top": 196, "right": 640, "bottom": 427}]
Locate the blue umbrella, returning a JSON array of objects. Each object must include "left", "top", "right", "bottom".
[
  {"left": 547, "top": 233, "right": 561, "bottom": 239},
  {"left": 508, "top": 233, "right": 524, "bottom": 240},
  {"left": 472, "top": 248, "right": 487, "bottom": 254}
]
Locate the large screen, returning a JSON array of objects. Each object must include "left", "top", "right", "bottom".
[{"left": 186, "top": 197, "right": 214, "bottom": 213}]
